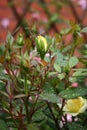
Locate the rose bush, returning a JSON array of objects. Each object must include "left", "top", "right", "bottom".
[{"left": 0, "top": 24, "right": 87, "bottom": 130}]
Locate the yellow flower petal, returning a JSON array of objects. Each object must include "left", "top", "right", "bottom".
[{"left": 63, "top": 97, "right": 87, "bottom": 116}]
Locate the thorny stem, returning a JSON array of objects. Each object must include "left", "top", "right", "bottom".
[
  {"left": 9, "top": 102, "right": 18, "bottom": 128},
  {"left": 24, "top": 75, "right": 28, "bottom": 94},
  {"left": 24, "top": 97, "right": 30, "bottom": 123},
  {"left": 24, "top": 94, "right": 39, "bottom": 124},
  {"left": 69, "top": 33, "right": 78, "bottom": 58},
  {"left": 4, "top": 63, "right": 18, "bottom": 90},
  {"left": 28, "top": 95, "right": 39, "bottom": 123},
  {"left": 47, "top": 102, "right": 61, "bottom": 130}
]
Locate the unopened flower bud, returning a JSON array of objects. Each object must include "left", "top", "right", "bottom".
[
  {"left": 36, "top": 35, "right": 48, "bottom": 59},
  {"left": 17, "top": 33, "right": 24, "bottom": 46}
]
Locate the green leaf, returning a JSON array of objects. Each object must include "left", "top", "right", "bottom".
[
  {"left": 76, "top": 36, "right": 84, "bottom": 45},
  {"left": 73, "top": 70, "right": 87, "bottom": 76},
  {"left": 62, "top": 45, "right": 71, "bottom": 53},
  {"left": 0, "top": 119, "right": 9, "bottom": 130},
  {"left": 60, "top": 28, "right": 71, "bottom": 35},
  {"left": 67, "top": 122, "right": 86, "bottom": 130},
  {"left": 48, "top": 72, "right": 58, "bottom": 77},
  {"left": 0, "top": 82, "right": 6, "bottom": 91},
  {"left": 12, "top": 128, "right": 18, "bottom": 130},
  {"left": 40, "top": 93, "right": 60, "bottom": 103},
  {"left": 56, "top": 82, "right": 65, "bottom": 92},
  {"left": 0, "top": 90, "right": 9, "bottom": 98},
  {"left": 59, "top": 87, "right": 87, "bottom": 99},
  {"left": 0, "top": 112, "right": 9, "bottom": 119},
  {"left": 50, "top": 14, "right": 58, "bottom": 23},
  {"left": 43, "top": 82, "right": 55, "bottom": 93},
  {"left": 81, "top": 27, "right": 87, "bottom": 33},
  {"left": 14, "top": 94, "right": 26, "bottom": 99},
  {"left": 69, "top": 56, "right": 79, "bottom": 68},
  {"left": 32, "top": 111, "right": 45, "bottom": 122},
  {"left": 6, "top": 32, "right": 14, "bottom": 45},
  {"left": 58, "top": 73, "right": 65, "bottom": 80},
  {"left": 69, "top": 77, "right": 77, "bottom": 82},
  {"left": 56, "top": 51, "right": 63, "bottom": 63},
  {"left": 27, "top": 123, "right": 39, "bottom": 130},
  {"left": 0, "top": 45, "right": 5, "bottom": 56},
  {"left": 54, "top": 63, "right": 61, "bottom": 73},
  {"left": 73, "top": 68, "right": 87, "bottom": 71},
  {"left": 55, "top": 51, "right": 68, "bottom": 67}
]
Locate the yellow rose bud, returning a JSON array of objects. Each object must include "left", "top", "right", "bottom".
[
  {"left": 36, "top": 35, "right": 48, "bottom": 59},
  {"left": 63, "top": 97, "right": 87, "bottom": 116},
  {"left": 17, "top": 33, "right": 24, "bottom": 46},
  {"left": 37, "top": 35, "right": 48, "bottom": 51}
]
